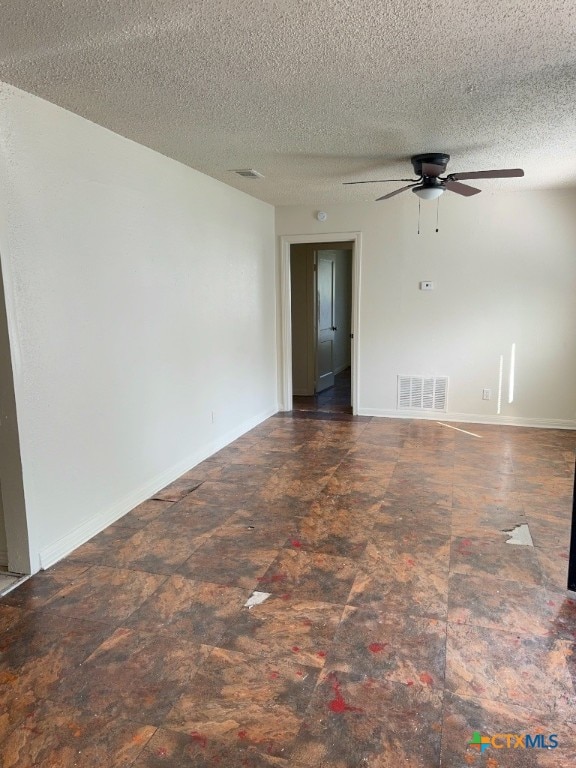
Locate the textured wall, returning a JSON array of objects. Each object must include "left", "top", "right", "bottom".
[
  {"left": 276, "top": 190, "right": 576, "bottom": 427},
  {"left": 0, "top": 82, "right": 277, "bottom": 572}
]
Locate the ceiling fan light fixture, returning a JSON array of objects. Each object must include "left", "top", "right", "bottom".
[{"left": 413, "top": 185, "right": 445, "bottom": 201}]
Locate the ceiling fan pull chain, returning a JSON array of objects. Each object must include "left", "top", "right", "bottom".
[
  {"left": 417, "top": 198, "right": 421, "bottom": 235},
  {"left": 436, "top": 197, "right": 440, "bottom": 233}
]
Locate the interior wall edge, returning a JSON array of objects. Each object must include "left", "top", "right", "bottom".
[{"left": 38, "top": 405, "right": 278, "bottom": 572}]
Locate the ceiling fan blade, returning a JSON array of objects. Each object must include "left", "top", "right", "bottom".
[
  {"left": 421, "top": 162, "right": 445, "bottom": 177},
  {"left": 343, "top": 178, "right": 415, "bottom": 185},
  {"left": 449, "top": 168, "right": 524, "bottom": 181},
  {"left": 376, "top": 184, "right": 417, "bottom": 201},
  {"left": 445, "top": 180, "right": 482, "bottom": 197}
]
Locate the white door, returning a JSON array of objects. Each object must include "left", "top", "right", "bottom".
[{"left": 316, "top": 255, "right": 336, "bottom": 392}]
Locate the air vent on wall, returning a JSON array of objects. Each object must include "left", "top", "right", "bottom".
[
  {"left": 231, "top": 169, "right": 264, "bottom": 179},
  {"left": 397, "top": 376, "right": 448, "bottom": 412}
]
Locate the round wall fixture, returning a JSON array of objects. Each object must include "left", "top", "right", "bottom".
[{"left": 316, "top": 211, "right": 328, "bottom": 221}]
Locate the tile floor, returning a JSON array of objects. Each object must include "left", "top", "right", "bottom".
[{"left": 1, "top": 414, "right": 575, "bottom": 767}]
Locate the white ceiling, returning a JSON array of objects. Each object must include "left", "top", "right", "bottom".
[{"left": 1, "top": 0, "right": 576, "bottom": 205}]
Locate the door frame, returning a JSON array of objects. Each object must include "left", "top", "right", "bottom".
[{"left": 279, "top": 231, "right": 362, "bottom": 414}]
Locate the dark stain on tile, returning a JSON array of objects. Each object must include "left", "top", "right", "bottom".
[
  {"left": 441, "top": 690, "right": 576, "bottom": 767},
  {"left": 164, "top": 647, "right": 319, "bottom": 757},
  {"left": 112, "top": 498, "right": 174, "bottom": 529},
  {"left": 0, "top": 699, "right": 156, "bottom": 768},
  {"left": 290, "top": 669, "right": 443, "bottom": 767},
  {"left": 39, "top": 565, "right": 166, "bottom": 623},
  {"left": 327, "top": 606, "right": 446, "bottom": 689},
  {"left": 0, "top": 613, "right": 110, "bottom": 740},
  {"left": 219, "top": 595, "right": 344, "bottom": 667},
  {"left": 450, "top": 536, "right": 544, "bottom": 587},
  {"left": 123, "top": 575, "right": 246, "bottom": 644},
  {"left": 53, "top": 628, "right": 211, "bottom": 723},
  {"left": 178, "top": 540, "right": 279, "bottom": 589},
  {"left": 132, "top": 727, "right": 290, "bottom": 767},
  {"left": 258, "top": 549, "right": 358, "bottom": 603}
]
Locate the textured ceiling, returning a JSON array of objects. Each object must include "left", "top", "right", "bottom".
[{"left": 1, "top": 0, "right": 576, "bottom": 205}]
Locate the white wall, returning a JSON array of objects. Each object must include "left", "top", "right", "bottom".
[
  {"left": 0, "top": 82, "right": 277, "bottom": 573},
  {"left": 276, "top": 190, "right": 576, "bottom": 427}
]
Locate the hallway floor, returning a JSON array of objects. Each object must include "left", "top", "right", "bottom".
[
  {"left": 293, "top": 367, "right": 352, "bottom": 415},
  {"left": 1, "top": 416, "right": 575, "bottom": 767}
]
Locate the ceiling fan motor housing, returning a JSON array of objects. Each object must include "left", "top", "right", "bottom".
[{"left": 411, "top": 152, "right": 450, "bottom": 177}]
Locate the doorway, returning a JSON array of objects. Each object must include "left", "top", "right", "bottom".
[
  {"left": 290, "top": 242, "right": 353, "bottom": 413},
  {"left": 280, "top": 233, "right": 361, "bottom": 415}
]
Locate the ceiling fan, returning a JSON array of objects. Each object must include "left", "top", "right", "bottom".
[{"left": 344, "top": 153, "right": 524, "bottom": 201}]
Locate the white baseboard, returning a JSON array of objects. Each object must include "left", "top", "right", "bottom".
[
  {"left": 358, "top": 408, "right": 576, "bottom": 431},
  {"left": 38, "top": 406, "right": 278, "bottom": 571}
]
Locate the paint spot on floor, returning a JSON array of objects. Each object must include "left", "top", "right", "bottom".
[
  {"left": 368, "top": 642, "right": 387, "bottom": 653},
  {"left": 328, "top": 675, "right": 364, "bottom": 714},
  {"left": 419, "top": 672, "right": 434, "bottom": 686},
  {"left": 257, "top": 573, "right": 287, "bottom": 583},
  {"left": 291, "top": 539, "right": 303, "bottom": 548},
  {"left": 190, "top": 732, "right": 207, "bottom": 748}
]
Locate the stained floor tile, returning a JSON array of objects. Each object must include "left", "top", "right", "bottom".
[
  {"left": 177, "top": 540, "right": 279, "bottom": 589},
  {"left": 219, "top": 594, "right": 344, "bottom": 667},
  {"left": 0, "top": 699, "right": 156, "bottom": 768},
  {"left": 447, "top": 572, "right": 574, "bottom": 637},
  {"left": 0, "top": 614, "right": 110, "bottom": 739},
  {"left": 39, "top": 565, "right": 166, "bottom": 623},
  {"left": 450, "top": 536, "right": 544, "bottom": 586},
  {"left": 445, "top": 623, "right": 575, "bottom": 718},
  {"left": 163, "top": 647, "right": 319, "bottom": 757},
  {"left": 441, "top": 691, "right": 576, "bottom": 767},
  {"left": 257, "top": 549, "right": 359, "bottom": 603},
  {"left": 349, "top": 539, "right": 450, "bottom": 619},
  {"left": 132, "top": 728, "right": 290, "bottom": 767},
  {"left": 52, "top": 628, "right": 211, "bottom": 722},
  {"left": 123, "top": 576, "right": 247, "bottom": 644},
  {"left": 290, "top": 668, "right": 443, "bottom": 767},
  {"left": 326, "top": 605, "right": 446, "bottom": 689}
]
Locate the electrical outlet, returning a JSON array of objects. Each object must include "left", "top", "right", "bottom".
[{"left": 482, "top": 388, "right": 491, "bottom": 401}]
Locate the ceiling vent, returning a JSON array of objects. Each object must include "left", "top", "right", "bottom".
[
  {"left": 231, "top": 169, "right": 264, "bottom": 179},
  {"left": 398, "top": 375, "right": 448, "bottom": 412}
]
